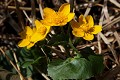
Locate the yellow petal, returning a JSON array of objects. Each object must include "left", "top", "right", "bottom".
[
  {"left": 25, "top": 26, "right": 33, "bottom": 36},
  {"left": 43, "top": 8, "right": 56, "bottom": 18},
  {"left": 27, "top": 42, "right": 35, "bottom": 49},
  {"left": 58, "top": 3, "right": 70, "bottom": 16},
  {"left": 33, "top": 27, "right": 36, "bottom": 32},
  {"left": 72, "top": 29, "right": 84, "bottom": 37},
  {"left": 30, "top": 33, "right": 45, "bottom": 42},
  {"left": 83, "top": 33, "right": 94, "bottom": 40},
  {"left": 18, "top": 39, "right": 30, "bottom": 47},
  {"left": 79, "top": 15, "right": 86, "bottom": 25},
  {"left": 30, "top": 33, "right": 41, "bottom": 42},
  {"left": 92, "top": 25, "right": 102, "bottom": 34},
  {"left": 67, "top": 13, "right": 75, "bottom": 22},
  {"left": 35, "top": 20, "right": 51, "bottom": 33},
  {"left": 30, "top": 24, "right": 50, "bottom": 42},
  {"left": 70, "top": 20, "right": 80, "bottom": 29},
  {"left": 86, "top": 15, "right": 94, "bottom": 27},
  {"left": 42, "top": 8, "right": 57, "bottom": 26},
  {"left": 45, "top": 25, "right": 51, "bottom": 35},
  {"left": 41, "top": 19, "right": 54, "bottom": 26},
  {"left": 35, "top": 20, "right": 43, "bottom": 30}
]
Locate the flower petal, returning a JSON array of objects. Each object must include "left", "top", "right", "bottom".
[
  {"left": 70, "top": 20, "right": 80, "bottom": 29},
  {"left": 83, "top": 33, "right": 94, "bottom": 40},
  {"left": 45, "top": 25, "right": 51, "bottom": 35},
  {"left": 58, "top": 3, "right": 70, "bottom": 16},
  {"left": 86, "top": 15, "right": 94, "bottom": 27},
  {"left": 35, "top": 20, "right": 43, "bottom": 30},
  {"left": 41, "top": 19, "right": 55, "bottom": 26},
  {"left": 33, "top": 27, "right": 36, "bottom": 32},
  {"left": 25, "top": 26, "right": 33, "bottom": 36},
  {"left": 30, "top": 33, "right": 41, "bottom": 42},
  {"left": 92, "top": 25, "right": 102, "bottom": 34},
  {"left": 42, "top": 8, "right": 57, "bottom": 26},
  {"left": 43, "top": 8, "right": 56, "bottom": 18},
  {"left": 79, "top": 15, "right": 86, "bottom": 25},
  {"left": 18, "top": 39, "right": 30, "bottom": 47},
  {"left": 30, "top": 32, "right": 46, "bottom": 43},
  {"left": 27, "top": 42, "right": 35, "bottom": 49},
  {"left": 72, "top": 29, "right": 84, "bottom": 37},
  {"left": 67, "top": 13, "right": 75, "bottom": 22}
]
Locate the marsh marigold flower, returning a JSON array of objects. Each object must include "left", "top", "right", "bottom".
[
  {"left": 71, "top": 15, "right": 102, "bottom": 40},
  {"left": 18, "top": 20, "right": 51, "bottom": 49},
  {"left": 41, "top": 3, "right": 75, "bottom": 26}
]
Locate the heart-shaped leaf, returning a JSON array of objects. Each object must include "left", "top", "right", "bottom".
[{"left": 48, "top": 54, "right": 104, "bottom": 80}]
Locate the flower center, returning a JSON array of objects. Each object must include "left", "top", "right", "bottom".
[
  {"left": 88, "top": 27, "right": 94, "bottom": 33},
  {"left": 82, "top": 24, "right": 94, "bottom": 34},
  {"left": 54, "top": 13, "right": 68, "bottom": 25},
  {"left": 37, "top": 26, "right": 47, "bottom": 35}
]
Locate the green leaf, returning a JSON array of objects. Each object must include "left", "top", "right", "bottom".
[
  {"left": 26, "top": 66, "right": 33, "bottom": 77},
  {"left": 48, "top": 54, "right": 104, "bottom": 80},
  {"left": 32, "top": 57, "right": 42, "bottom": 64},
  {"left": 22, "top": 61, "right": 33, "bottom": 68},
  {"left": 20, "top": 47, "right": 32, "bottom": 57},
  {"left": 88, "top": 55, "right": 104, "bottom": 74}
]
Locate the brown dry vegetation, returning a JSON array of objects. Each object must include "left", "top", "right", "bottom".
[{"left": 0, "top": 0, "right": 120, "bottom": 80}]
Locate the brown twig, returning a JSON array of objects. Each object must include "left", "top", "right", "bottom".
[
  {"left": 14, "top": 0, "right": 24, "bottom": 30},
  {"left": 7, "top": 45, "right": 25, "bottom": 80},
  {"left": 35, "top": 67, "right": 50, "bottom": 80},
  {"left": 97, "top": 65, "right": 120, "bottom": 80},
  {"left": 30, "top": 0, "right": 36, "bottom": 26},
  {"left": 6, "top": 0, "right": 13, "bottom": 6},
  {"left": 0, "top": 47, "right": 25, "bottom": 80},
  {"left": 8, "top": 6, "right": 40, "bottom": 11},
  {"left": 103, "top": 16, "right": 120, "bottom": 30},
  {"left": 37, "top": 0, "right": 44, "bottom": 19},
  {"left": 46, "top": 46, "right": 66, "bottom": 60}
]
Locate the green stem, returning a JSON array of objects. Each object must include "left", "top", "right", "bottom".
[{"left": 69, "top": 38, "right": 81, "bottom": 57}]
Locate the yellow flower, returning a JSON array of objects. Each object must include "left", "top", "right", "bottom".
[
  {"left": 71, "top": 15, "right": 102, "bottom": 40},
  {"left": 18, "top": 20, "right": 51, "bottom": 49},
  {"left": 41, "top": 3, "right": 75, "bottom": 26}
]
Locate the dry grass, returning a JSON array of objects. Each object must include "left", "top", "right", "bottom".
[{"left": 0, "top": 0, "right": 120, "bottom": 80}]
